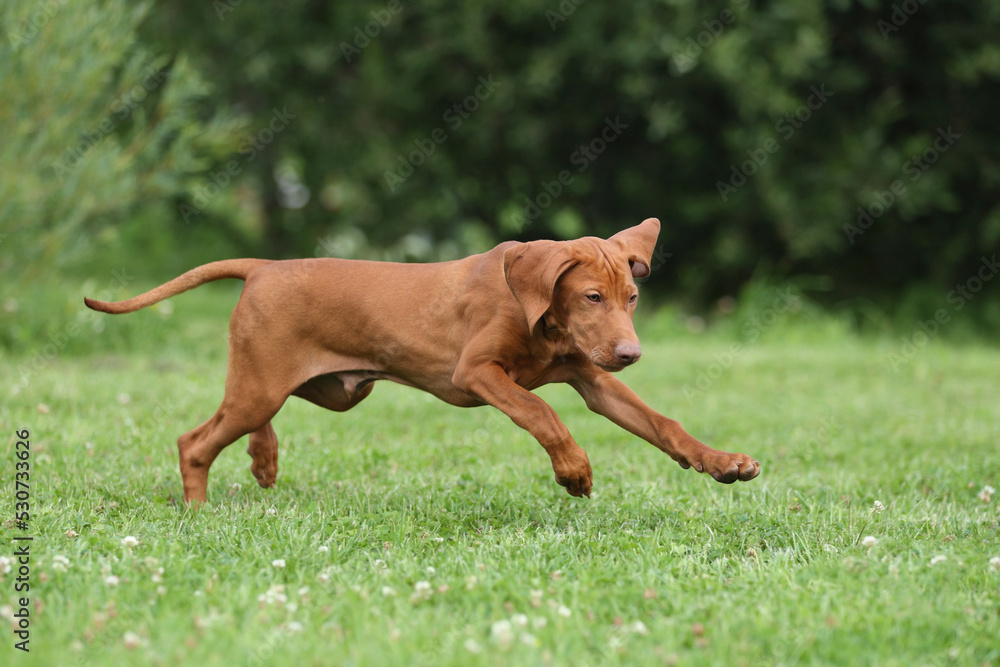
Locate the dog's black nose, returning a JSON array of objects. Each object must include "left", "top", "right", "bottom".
[{"left": 614, "top": 342, "right": 642, "bottom": 366}]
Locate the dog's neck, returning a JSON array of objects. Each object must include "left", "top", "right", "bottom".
[
  {"left": 537, "top": 316, "right": 580, "bottom": 363},
  {"left": 541, "top": 317, "right": 565, "bottom": 339}
]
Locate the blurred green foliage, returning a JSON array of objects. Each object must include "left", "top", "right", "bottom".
[
  {"left": 0, "top": 0, "right": 245, "bottom": 279},
  {"left": 2, "top": 0, "right": 1000, "bottom": 327}
]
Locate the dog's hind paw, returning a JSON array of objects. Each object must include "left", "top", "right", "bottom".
[
  {"left": 248, "top": 449, "right": 278, "bottom": 488},
  {"left": 252, "top": 468, "right": 277, "bottom": 488}
]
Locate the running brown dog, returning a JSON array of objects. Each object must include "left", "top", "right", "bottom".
[{"left": 85, "top": 218, "right": 760, "bottom": 503}]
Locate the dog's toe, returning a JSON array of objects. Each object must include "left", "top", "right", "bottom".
[
  {"left": 711, "top": 464, "right": 740, "bottom": 484},
  {"left": 557, "top": 472, "right": 592, "bottom": 498},
  {"left": 251, "top": 464, "right": 277, "bottom": 488},
  {"left": 739, "top": 459, "right": 760, "bottom": 481}
]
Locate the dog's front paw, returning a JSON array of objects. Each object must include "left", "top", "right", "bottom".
[
  {"left": 701, "top": 452, "right": 760, "bottom": 483},
  {"left": 551, "top": 446, "right": 593, "bottom": 498}
]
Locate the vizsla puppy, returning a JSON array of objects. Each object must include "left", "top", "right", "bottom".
[{"left": 86, "top": 218, "right": 759, "bottom": 503}]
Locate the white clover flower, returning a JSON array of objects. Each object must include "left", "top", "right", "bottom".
[
  {"left": 382, "top": 586, "right": 397, "bottom": 597},
  {"left": 930, "top": 555, "right": 947, "bottom": 566},
  {"left": 464, "top": 638, "right": 483, "bottom": 654},
  {"left": 156, "top": 586, "right": 166, "bottom": 596},
  {"left": 104, "top": 575, "right": 120, "bottom": 586},
  {"left": 0, "top": 606, "right": 14, "bottom": 621},
  {"left": 979, "top": 486, "right": 995, "bottom": 503},
  {"left": 557, "top": 605, "right": 572, "bottom": 618},
  {"left": 533, "top": 616, "right": 548, "bottom": 629},
  {"left": 989, "top": 556, "right": 1000, "bottom": 572},
  {"left": 259, "top": 584, "right": 288, "bottom": 607},
  {"left": 491, "top": 619, "right": 514, "bottom": 647},
  {"left": 287, "top": 621, "right": 304, "bottom": 634},
  {"left": 265, "top": 508, "right": 277, "bottom": 516},
  {"left": 151, "top": 567, "right": 164, "bottom": 583},
  {"left": 121, "top": 536, "right": 139, "bottom": 548},
  {"left": 425, "top": 566, "right": 436, "bottom": 576},
  {"left": 318, "top": 545, "right": 330, "bottom": 553},
  {"left": 511, "top": 613, "right": 528, "bottom": 628},
  {"left": 529, "top": 589, "right": 543, "bottom": 607},
  {"left": 519, "top": 632, "right": 538, "bottom": 646},
  {"left": 122, "top": 631, "right": 141, "bottom": 649},
  {"left": 628, "top": 620, "right": 649, "bottom": 635},
  {"left": 0, "top": 557, "right": 11, "bottom": 575},
  {"left": 272, "top": 559, "right": 286, "bottom": 569},
  {"left": 51, "top": 555, "right": 71, "bottom": 572},
  {"left": 298, "top": 586, "right": 309, "bottom": 598},
  {"left": 410, "top": 580, "right": 433, "bottom": 603},
  {"left": 872, "top": 500, "right": 885, "bottom": 514},
  {"left": 862, "top": 536, "right": 878, "bottom": 549},
  {"left": 318, "top": 572, "right": 331, "bottom": 584},
  {"left": 63, "top": 529, "right": 79, "bottom": 539}
]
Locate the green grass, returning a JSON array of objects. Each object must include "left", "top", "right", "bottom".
[{"left": 2, "top": 297, "right": 999, "bottom": 666}]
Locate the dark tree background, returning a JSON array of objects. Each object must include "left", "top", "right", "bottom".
[{"left": 3, "top": 0, "right": 999, "bottom": 316}]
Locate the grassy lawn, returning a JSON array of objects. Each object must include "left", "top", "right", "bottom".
[{"left": 2, "top": 291, "right": 999, "bottom": 666}]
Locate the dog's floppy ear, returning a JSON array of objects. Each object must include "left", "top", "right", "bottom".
[
  {"left": 609, "top": 218, "right": 661, "bottom": 278},
  {"left": 503, "top": 241, "right": 579, "bottom": 336}
]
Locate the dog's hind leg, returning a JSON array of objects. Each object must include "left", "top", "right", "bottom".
[
  {"left": 247, "top": 422, "right": 279, "bottom": 489},
  {"left": 178, "top": 387, "right": 286, "bottom": 504},
  {"left": 242, "top": 372, "right": 375, "bottom": 489}
]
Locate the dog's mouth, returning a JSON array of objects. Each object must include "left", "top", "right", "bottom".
[
  {"left": 587, "top": 349, "right": 629, "bottom": 372},
  {"left": 597, "top": 360, "right": 627, "bottom": 372}
]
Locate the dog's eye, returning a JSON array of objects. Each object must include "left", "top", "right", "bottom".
[
  {"left": 586, "top": 294, "right": 601, "bottom": 303},
  {"left": 629, "top": 294, "right": 638, "bottom": 304}
]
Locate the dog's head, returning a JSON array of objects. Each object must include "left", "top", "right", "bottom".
[{"left": 503, "top": 218, "right": 660, "bottom": 371}]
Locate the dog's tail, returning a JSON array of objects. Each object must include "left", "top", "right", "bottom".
[{"left": 84, "top": 258, "right": 273, "bottom": 314}]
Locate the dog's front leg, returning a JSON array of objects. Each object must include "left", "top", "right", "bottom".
[
  {"left": 454, "top": 362, "right": 593, "bottom": 497},
  {"left": 570, "top": 368, "right": 760, "bottom": 483}
]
